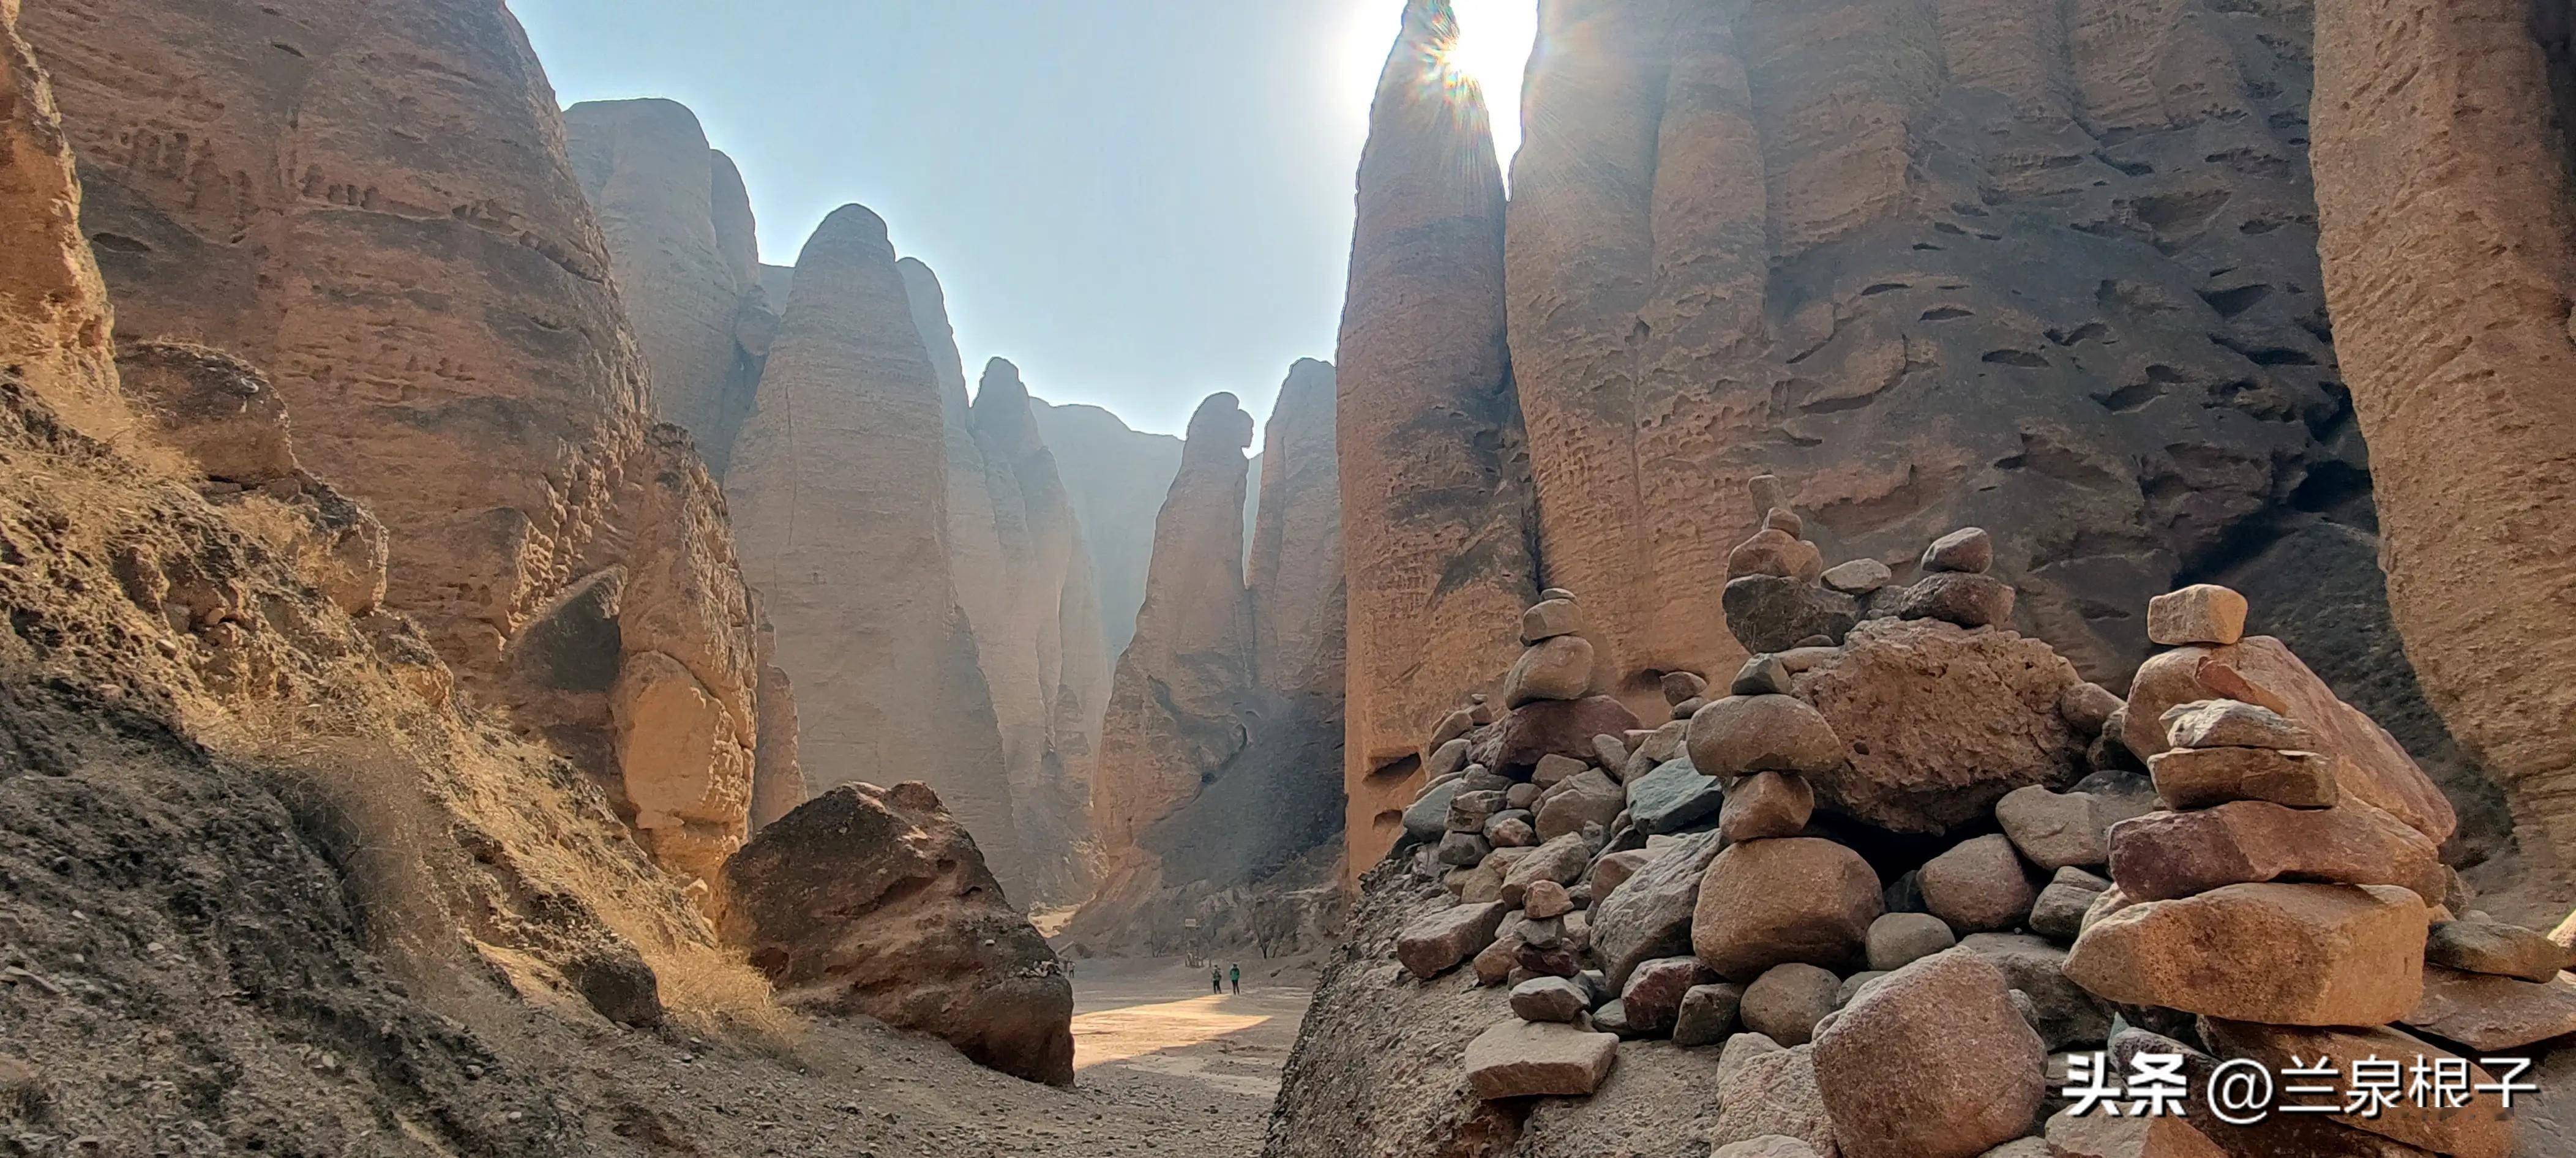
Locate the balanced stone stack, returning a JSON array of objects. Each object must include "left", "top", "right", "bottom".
[
  {"left": 2056, "top": 585, "right": 2543, "bottom": 1156},
  {"left": 1362, "top": 517, "right": 2559, "bottom": 1156}
]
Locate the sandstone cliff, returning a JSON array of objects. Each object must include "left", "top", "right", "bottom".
[
  {"left": 2311, "top": 0, "right": 2576, "bottom": 887},
  {"left": 970, "top": 357, "right": 1116, "bottom": 898},
  {"left": 0, "top": 0, "right": 124, "bottom": 439},
  {"left": 1027, "top": 396, "right": 1185, "bottom": 660},
  {"left": 1330, "top": 0, "right": 2514, "bottom": 873},
  {"left": 23, "top": 0, "right": 768, "bottom": 890},
  {"left": 1069, "top": 366, "right": 1348, "bottom": 954},
  {"left": 1336, "top": 0, "right": 1540, "bottom": 877},
  {"left": 1087, "top": 392, "right": 1257, "bottom": 857},
  {"left": 723, "top": 203, "right": 1028, "bottom": 895},
  {"left": 564, "top": 98, "right": 766, "bottom": 474}
]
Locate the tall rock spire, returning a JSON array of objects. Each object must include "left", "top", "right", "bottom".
[
  {"left": 1336, "top": 0, "right": 1538, "bottom": 876},
  {"left": 725, "top": 203, "right": 1028, "bottom": 894},
  {"left": 1087, "top": 392, "right": 1256, "bottom": 856}
]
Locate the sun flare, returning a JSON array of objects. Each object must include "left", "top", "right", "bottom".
[{"left": 1435, "top": 0, "right": 1535, "bottom": 163}]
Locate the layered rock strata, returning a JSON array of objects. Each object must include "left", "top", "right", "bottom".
[
  {"left": 723, "top": 203, "right": 1027, "bottom": 894},
  {"left": 1336, "top": 0, "right": 1539, "bottom": 880},
  {"left": 2310, "top": 0, "right": 2576, "bottom": 880}
]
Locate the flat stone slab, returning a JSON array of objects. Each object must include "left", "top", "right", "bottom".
[{"left": 1463, "top": 1019, "right": 1619, "bottom": 1099}]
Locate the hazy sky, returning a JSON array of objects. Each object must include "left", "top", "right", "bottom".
[{"left": 511, "top": 0, "right": 1533, "bottom": 438}]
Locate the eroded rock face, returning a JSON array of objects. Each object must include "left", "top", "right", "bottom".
[
  {"left": 1074, "top": 366, "right": 1346, "bottom": 949},
  {"left": 563, "top": 98, "right": 765, "bottom": 473},
  {"left": 2311, "top": 0, "right": 2576, "bottom": 879},
  {"left": 1337, "top": 0, "right": 1538, "bottom": 878},
  {"left": 1087, "top": 392, "right": 1255, "bottom": 857},
  {"left": 28, "top": 0, "right": 657, "bottom": 673},
  {"left": 968, "top": 357, "right": 1115, "bottom": 898},
  {"left": 724, "top": 204, "right": 1025, "bottom": 892},
  {"left": 0, "top": 4, "right": 125, "bottom": 438},
  {"left": 719, "top": 783, "right": 1072, "bottom": 1086},
  {"left": 1025, "top": 396, "right": 1183, "bottom": 661},
  {"left": 23, "top": 1, "right": 774, "bottom": 891}
]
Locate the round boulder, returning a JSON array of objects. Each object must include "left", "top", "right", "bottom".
[
  {"left": 1692, "top": 837, "right": 1883, "bottom": 981},
  {"left": 1688, "top": 694, "right": 1844, "bottom": 778}
]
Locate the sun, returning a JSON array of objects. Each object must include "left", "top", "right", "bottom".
[{"left": 1434, "top": 0, "right": 1535, "bottom": 163}]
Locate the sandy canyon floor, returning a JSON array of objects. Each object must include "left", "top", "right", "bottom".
[{"left": 629, "top": 955, "right": 1316, "bottom": 1156}]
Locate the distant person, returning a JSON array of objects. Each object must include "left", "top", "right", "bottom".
[
  {"left": 1211, "top": 966, "right": 1222, "bottom": 995},
  {"left": 1229, "top": 963, "right": 1241, "bottom": 994}
]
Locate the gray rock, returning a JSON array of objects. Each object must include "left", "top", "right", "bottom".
[
  {"left": 1732, "top": 653, "right": 1794, "bottom": 696},
  {"left": 1402, "top": 779, "right": 1463, "bottom": 843},
  {"left": 1535, "top": 768, "right": 1623, "bottom": 841},
  {"left": 2160, "top": 699, "right": 2317, "bottom": 751},
  {"left": 1993, "top": 786, "right": 2111, "bottom": 870},
  {"left": 1723, "top": 574, "right": 1860, "bottom": 654},
  {"left": 1627, "top": 758, "right": 1726, "bottom": 835},
  {"left": 1673, "top": 982, "right": 1745, "bottom": 1047},
  {"left": 1866, "top": 911, "right": 1957, "bottom": 972},
  {"left": 2028, "top": 866, "right": 2110, "bottom": 943},
  {"left": 1821, "top": 558, "right": 1895, "bottom": 594},
  {"left": 1436, "top": 831, "right": 1491, "bottom": 867},
  {"left": 1590, "top": 830, "right": 1724, "bottom": 988}
]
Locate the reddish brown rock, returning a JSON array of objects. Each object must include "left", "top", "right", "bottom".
[
  {"left": 1396, "top": 900, "right": 1510, "bottom": 980},
  {"left": 2312, "top": 0, "right": 2576, "bottom": 875},
  {"left": 2106, "top": 802, "right": 2444, "bottom": 905},
  {"left": 0, "top": 0, "right": 122, "bottom": 436},
  {"left": 2123, "top": 638, "right": 2455, "bottom": 845},
  {"left": 1709, "top": 1042, "right": 1843, "bottom": 1158},
  {"left": 2200, "top": 1019, "right": 2512, "bottom": 1158},
  {"left": 719, "top": 783, "right": 1072, "bottom": 1085},
  {"left": 1621, "top": 955, "right": 1719, "bottom": 1036},
  {"left": 2064, "top": 883, "right": 2428, "bottom": 1025},
  {"left": 2147, "top": 746, "right": 2340, "bottom": 811},
  {"left": 2402, "top": 967, "right": 2576, "bottom": 1052},
  {"left": 1795, "top": 619, "right": 2084, "bottom": 833},
  {"left": 1481, "top": 697, "right": 1643, "bottom": 779},
  {"left": 1920, "top": 835, "right": 2038, "bottom": 934},
  {"left": 1693, "top": 837, "right": 1882, "bottom": 981},
  {"left": 1593, "top": 831, "right": 1724, "bottom": 988},
  {"left": 1337, "top": 0, "right": 1537, "bottom": 881},
  {"left": 1814, "top": 950, "right": 2045, "bottom": 1158}
]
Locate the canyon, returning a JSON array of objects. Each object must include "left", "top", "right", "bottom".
[{"left": 0, "top": 0, "right": 2570, "bottom": 1154}]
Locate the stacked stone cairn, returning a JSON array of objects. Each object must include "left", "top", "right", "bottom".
[{"left": 1380, "top": 484, "right": 2567, "bottom": 1157}]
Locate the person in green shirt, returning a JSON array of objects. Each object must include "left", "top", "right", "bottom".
[{"left": 1228, "top": 964, "right": 1240, "bottom": 994}]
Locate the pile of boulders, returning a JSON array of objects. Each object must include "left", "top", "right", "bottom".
[{"left": 1379, "top": 487, "right": 2567, "bottom": 1157}]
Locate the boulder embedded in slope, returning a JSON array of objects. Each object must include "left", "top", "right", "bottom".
[
  {"left": 1592, "top": 831, "right": 1724, "bottom": 989},
  {"left": 719, "top": 782, "right": 1073, "bottom": 1085},
  {"left": 1396, "top": 901, "right": 1512, "bottom": 979}
]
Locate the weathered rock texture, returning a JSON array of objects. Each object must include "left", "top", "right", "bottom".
[
  {"left": 1499, "top": 0, "right": 2363, "bottom": 698},
  {"left": 720, "top": 782, "right": 1074, "bottom": 1086},
  {"left": 2311, "top": 0, "right": 2576, "bottom": 880},
  {"left": 1322, "top": 0, "right": 2519, "bottom": 878},
  {"left": 723, "top": 203, "right": 1027, "bottom": 894},
  {"left": 965, "top": 356, "right": 1114, "bottom": 899},
  {"left": 1026, "top": 395, "right": 1184, "bottom": 660},
  {"left": 1066, "top": 362, "right": 1349, "bottom": 952},
  {"left": 1073, "top": 367, "right": 1349, "bottom": 950},
  {"left": 1087, "top": 391, "right": 1256, "bottom": 857},
  {"left": 563, "top": 98, "right": 766, "bottom": 475},
  {"left": 1336, "top": 0, "right": 1539, "bottom": 878},
  {"left": 0, "top": 0, "right": 125, "bottom": 439},
  {"left": 23, "top": 0, "right": 770, "bottom": 888}
]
